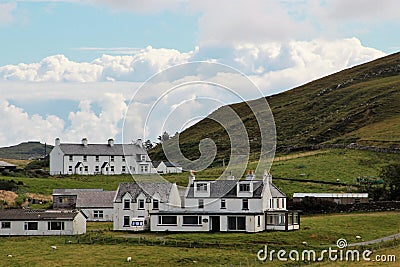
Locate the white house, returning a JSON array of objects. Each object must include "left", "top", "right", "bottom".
[
  {"left": 152, "top": 161, "right": 183, "bottom": 174},
  {"left": 49, "top": 138, "right": 152, "bottom": 175},
  {"left": 150, "top": 171, "right": 299, "bottom": 233},
  {"left": 113, "top": 182, "right": 181, "bottom": 231},
  {"left": 0, "top": 209, "right": 86, "bottom": 236}
]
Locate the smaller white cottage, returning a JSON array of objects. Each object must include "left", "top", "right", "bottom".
[
  {"left": 113, "top": 182, "right": 181, "bottom": 231},
  {"left": 152, "top": 161, "right": 183, "bottom": 174},
  {"left": 0, "top": 209, "right": 86, "bottom": 236}
]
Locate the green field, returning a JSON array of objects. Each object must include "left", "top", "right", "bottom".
[
  {"left": 1, "top": 149, "right": 399, "bottom": 199},
  {"left": 1, "top": 212, "right": 399, "bottom": 266}
]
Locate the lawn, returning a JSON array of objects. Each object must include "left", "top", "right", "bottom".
[
  {"left": 1, "top": 212, "right": 399, "bottom": 266},
  {"left": 1, "top": 148, "right": 399, "bottom": 199}
]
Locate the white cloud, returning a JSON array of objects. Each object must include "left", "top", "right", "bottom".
[
  {"left": 0, "top": 38, "right": 386, "bottom": 146},
  {"left": 0, "top": 2, "right": 17, "bottom": 25}
]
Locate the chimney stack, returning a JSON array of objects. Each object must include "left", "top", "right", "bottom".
[
  {"left": 82, "top": 138, "right": 88, "bottom": 147},
  {"left": 189, "top": 170, "right": 196, "bottom": 184},
  {"left": 55, "top": 138, "right": 60, "bottom": 146},
  {"left": 227, "top": 171, "right": 235, "bottom": 180},
  {"left": 108, "top": 138, "right": 114, "bottom": 147},
  {"left": 246, "top": 170, "right": 256, "bottom": 180},
  {"left": 263, "top": 170, "right": 272, "bottom": 184}
]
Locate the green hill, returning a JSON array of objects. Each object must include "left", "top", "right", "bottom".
[
  {"left": 0, "top": 141, "right": 53, "bottom": 160},
  {"left": 150, "top": 52, "right": 400, "bottom": 163}
]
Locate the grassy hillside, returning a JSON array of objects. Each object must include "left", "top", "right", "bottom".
[
  {"left": 149, "top": 52, "right": 400, "bottom": 163},
  {"left": 0, "top": 141, "right": 52, "bottom": 160},
  {"left": 2, "top": 149, "right": 399, "bottom": 198}
]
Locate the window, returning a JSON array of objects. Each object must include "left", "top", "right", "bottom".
[
  {"left": 183, "top": 216, "right": 202, "bottom": 225},
  {"left": 138, "top": 199, "right": 145, "bottom": 210},
  {"left": 124, "top": 199, "right": 130, "bottom": 209},
  {"left": 153, "top": 199, "right": 159, "bottom": 210},
  {"left": 293, "top": 213, "right": 299, "bottom": 224},
  {"left": 198, "top": 199, "right": 204, "bottom": 209},
  {"left": 239, "top": 183, "right": 250, "bottom": 192},
  {"left": 94, "top": 210, "right": 104, "bottom": 218},
  {"left": 220, "top": 199, "right": 226, "bottom": 209},
  {"left": 83, "top": 155, "right": 87, "bottom": 162},
  {"left": 110, "top": 166, "right": 115, "bottom": 172},
  {"left": 24, "top": 222, "right": 38, "bottom": 230},
  {"left": 84, "top": 166, "right": 88, "bottom": 172},
  {"left": 277, "top": 198, "right": 280, "bottom": 208},
  {"left": 123, "top": 216, "right": 130, "bottom": 227},
  {"left": 48, "top": 222, "right": 64, "bottom": 231},
  {"left": 196, "top": 183, "right": 208, "bottom": 191},
  {"left": 281, "top": 198, "right": 285, "bottom": 208},
  {"left": 58, "top": 197, "right": 68, "bottom": 204},
  {"left": 140, "top": 154, "right": 146, "bottom": 161},
  {"left": 110, "top": 156, "right": 114, "bottom": 162},
  {"left": 69, "top": 155, "right": 73, "bottom": 161},
  {"left": 95, "top": 156, "right": 99, "bottom": 162},
  {"left": 354, "top": 198, "right": 360, "bottom": 204},
  {"left": 257, "top": 216, "right": 261, "bottom": 227},
  {"left": 95, "top": 166, "right": 99, "bottom": 173},
  {"left": 140, "top": 165, "right": 148, "bottom": 173},
  {"left": 68, "top": 166, "right": 72, "bottom": 172},
  {"left": 122, "top": 156, "right": 126, "bottom": 162},
  {"left": 1, "top": 222, "right": 11, "bottom": 229},
  {"left": 242, "top": 199, "right": 249, "bottom": 210},
  {"left": 122, "top": 166, "right": 126, "bottom": 173},
  {"left": 228, "top": 216, "right": 246, "bottom": 231},
  {"left": 158, "top": 216, "right": 177, "bottom": 225}
]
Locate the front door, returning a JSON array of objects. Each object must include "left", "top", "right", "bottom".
[{"left": 210, "top": 216, "right": 220, "bottom": 232}]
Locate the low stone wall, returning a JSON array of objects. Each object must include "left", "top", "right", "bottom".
[{"left": 289, "top": 200, "right": 400, "bottom": 215}]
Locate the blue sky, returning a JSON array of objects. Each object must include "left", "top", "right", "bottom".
[{"left": 0, "top": 0, "right": 399, "bottom": 147}]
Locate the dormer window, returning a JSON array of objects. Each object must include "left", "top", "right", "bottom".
[
  {"left": 239, "top": 183, "right": 250, "bottom": 192},
  {"left": 196, "top": 183, "right": 208, "bottom": 191}
]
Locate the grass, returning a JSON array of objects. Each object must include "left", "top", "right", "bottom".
[
  {"left": 1, "top": 212, "right": 399, "bottom": 266},
  {"left": 1, "top": 148, "right": 400, "bottom": 198}
]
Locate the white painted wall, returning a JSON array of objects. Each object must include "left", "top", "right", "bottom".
[
  {"left": 0, "top": 213, "right": 86, "bottom": 236},
  {"left": 80, "top": 208, "right": 114, "bottom": 222}
]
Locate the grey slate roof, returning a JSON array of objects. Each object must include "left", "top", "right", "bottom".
[
  {"left": 58, "top": 143, "right": 146, "bottom": 156},
  {"left": 164, "top": 162, "right": 180, "bottom": 167},
  {"left": 76, "top": 191, "right": 116, "bottom": 208},
  {"left": 53, "top": 188, "right": 103, "bottom": 196},
  {"left": 186, "top": 180, "right": 286, "bottom": 198},
  {"left": 0, "top": 209, "right": 80, "bottom": 221},
  {"left": 186, "top": 180, "right": 264, "bottom": 198},
  {"left": 114, "top": 182, "right": 173, "bottom": 203},
  {"left": 270, "top": 183, "right": 286, "bottom": 198},
  {"left": 0, "top": 161, "right": 16, "bottom": 167}
]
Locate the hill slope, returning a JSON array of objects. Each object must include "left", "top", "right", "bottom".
[
  {"left": 0, "top": 141, "right": 52, "bottom": 160},
  {"left": 150, "top": 52, "right": 400, "bottom": 163}
]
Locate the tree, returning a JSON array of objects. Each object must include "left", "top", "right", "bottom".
[
  {"left": 144, "top": 140, "right": 153, "bottom": 150},
  {"left": 158, "top": 131, "right": 170, "bottom": 143},
  {"left": 380, "top": 163, "right": 400, "bottom": 200}
]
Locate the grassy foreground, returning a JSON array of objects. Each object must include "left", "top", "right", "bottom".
[{"left": 1, "top": 212, "right": 399, "bottom": 266}]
